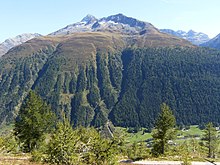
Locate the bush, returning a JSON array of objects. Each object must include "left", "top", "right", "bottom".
[
  {"left": 127, "top": 142, "right": 150, "bottom": 161},
  {"left": 31, "top": 140, "right": 48, "bottom": 162},
  {"left": 0, "top": 133, "right": 19, "bottom": 154},
  {"left": 45, "top": 120, "right": 80, "bottom": 165},
  {"left": 43, "top": 120, "right": 123, "bottom": 165}
]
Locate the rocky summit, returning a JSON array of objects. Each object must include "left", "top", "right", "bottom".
[
  {"left": 0, "top": 33, "right": 41, "bottom": 57},
  {"left": 49, "top": 13, "right": 158, "bottom": 36}
]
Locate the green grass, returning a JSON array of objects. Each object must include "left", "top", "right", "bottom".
[
  {"left": 178, "top": 125, "right": 204, "bottom": 137},
  {"left": 117, "top": 125, "right": 205, "bottom": 144},
  {"left": 115, "top": 127, "right": 152, "bottom": 143},
  {"left": 126, "top": 131, "right": 152, "bottom": 143}
]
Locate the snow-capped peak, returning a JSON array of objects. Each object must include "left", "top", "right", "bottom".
[
  {"left": 49, "top": 13, "right": 157, "bottom": 36},
  {"left": 81, "top": 14, "right": 97, "bottom": 24},
  {"left": 100, "top": 13, "right": 149, "bottom": 28},
  {"left": 0, "top": 33, "right": 41, "bottom": 57},
  {"left": 187, "top": 30, "right": 197, "bottom": 35},
  {"left": 160, "top": 29, "right": 210, "bottom": 45}
]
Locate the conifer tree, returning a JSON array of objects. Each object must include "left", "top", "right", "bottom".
[
  {"left": 46, "top": 117, "right": 79, "bottom": 164},
  {"left": 203, "top": 122, "right": 218, "bottom": 158},
  {"left": 14, "top": 91, "right": 56, "bottom": 152},
  {"left": 152, "top": 103, "right": 176, "bottom": 156}
]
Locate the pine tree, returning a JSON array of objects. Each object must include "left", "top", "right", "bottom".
[
  {"left": 152, "top": 103, "right": 176, "bottom": 156},
  {"left": 203, "top": 122, "right": 218, "bottom": 158},
  {"left": 46, "top": 117, "right": 80, "bottom": 164},
  {"left": 14, "top": 91, "right": 56, "bottom": 152}
]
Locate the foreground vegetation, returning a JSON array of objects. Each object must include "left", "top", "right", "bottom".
[{"left": 0, "top": 91, "right": 220, "bottom": 164}]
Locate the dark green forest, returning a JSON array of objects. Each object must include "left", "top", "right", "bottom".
[
  {"left": 112, "top": 47, "right": 220, "bottom": 128},
  {"left": 1, "top": 44, "right": 220, "bottom": 128}
]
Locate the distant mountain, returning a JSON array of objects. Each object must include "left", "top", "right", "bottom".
[
  {"left": 49, "top": 14, "right": 193, "bottom": 48},
  {"left": 49, "top": 13, "right": 159, "bottom": 36},
  {"left": 0, "top": 33, "right": 41, "bottom": 57},
  {"left": 160, "top": 29, "right": 210, "bottom": 45},
  {"left": 201, "top": 33, "right": 220, "bottom": 49}
]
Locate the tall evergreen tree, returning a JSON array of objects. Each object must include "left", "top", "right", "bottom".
[
  {"left": 152, "top": 103, "right": 176, "bottom": 156},
  {"left": 14, "top": 91, "right": 56, "bottom": 152},
  {"left": 203, "top": 122, "right": 219, "bottom": 158}
]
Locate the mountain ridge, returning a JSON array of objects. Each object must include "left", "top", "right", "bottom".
[
  {"left": 49, "top": 13, "right": 159, "bottom": 36},
  {"left": 160, "top": 29, "right": 210, "bottom": 45},
  {"left": 0, "top": 13, "right": 207, "bottom": 56},
  {"left": 201, "top": 33, "right": 220, "bottom": 49},
  {"left": 0, "top": 33, "right": 41, "bottom": 57},
  {"left": 0, "top": 14, "right": 216, "bottom": 55}
]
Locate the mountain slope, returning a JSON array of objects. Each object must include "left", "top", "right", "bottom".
[
  {"left": 0, "top": 30, "right": 192, "bottom": 124},
  {"left": 0, "top": 33, "right": 41, "bottom": 57},
  {"left": 1, "top": 31, "right": 220, "bottom": 128},
  {"left": 201, "top": 33, "right": 220, "bottom": 50},
  {"left": 1, "top": 14, "right": 220, "bottom": 128},
  {"left": 160, "top": 29, "right": 210, "bottom": 45},
  {"left": 111, "top": 47, "right": 220, "bottom": 127}
]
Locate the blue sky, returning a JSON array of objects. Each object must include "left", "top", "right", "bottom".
[{"left": 1, "top": 0, "right": 220, "bottom": 42}]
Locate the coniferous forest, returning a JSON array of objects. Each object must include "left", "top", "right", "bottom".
[{"left": 2, "top": 44, "right": 220, "bottom": 128}]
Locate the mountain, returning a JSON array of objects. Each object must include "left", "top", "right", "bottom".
[
  {"left": 49, "top": 14, "right": 192, "bottom": 48},
  {"left": 201, "top": 33, "right": 220, "bottom": 49},
  {"left": 50, "top": 13, "right": 160, "bottom": 36},
  {"left": 49, "top": 15, "right": 98, "bottom": 35},
  {"left": 1, "top": 14, "right": 220, "bottom": 129},
  {"left": 0, "top": 33, "right": 41, "bottom": 57},
  {"left": 160, "top": 29, "right": 210, "bottom": 45}
]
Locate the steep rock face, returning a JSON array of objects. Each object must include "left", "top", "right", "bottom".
[
  {"left": 0, "top": 33, "right": 41, "bottom": 57},
  {"left": 201, "top": 33, "right": 220, "bottom": 50},
  {"left": 160, "top": 29, "right": 210, "bottom": 45}
]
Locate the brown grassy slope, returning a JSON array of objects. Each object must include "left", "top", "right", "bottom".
[
  {"left": 124, "top": 31, "right": 194, "bottom": 48},
  {"left": 53, "top": 32, "right": 125, "bottom": 71},
  {"left": 0, "top": 32, "right": 125, "bottom": 69},
  {"left": 2, "top": 30, "right": 194, "bottom": 60},
  {"left": 52, "top": 31, "right": 194, "bottom": 71},
  {"left": 0, "top": 30, "right": 194, "bottom": 71}
]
